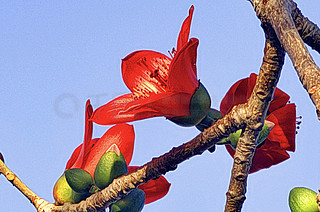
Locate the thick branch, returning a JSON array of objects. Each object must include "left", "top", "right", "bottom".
[
  {"left": 251, "top": 0, "right": 320, "bottom": 119},
  {"left": 224, "top": 23, "right": 285, "bottom": 212},
  {"left": 292, "top": 2, "right": 320, "bottom": 54}
]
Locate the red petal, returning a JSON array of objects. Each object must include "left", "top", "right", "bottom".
[
  {"left": 266, "top": 103, "right": 296, "bottom": 151},
  {"left": 269, "top": 87, "right": 290, "bottom": 112},
  {"left": 168, "top": 38, "right": 199, "bottom": 94},
  {"left": 177, "top": 6, "right": 194, "bottom": 51},
  {"left": 128, "top": 166, "right": 171, "bottom": 204},
  {"left": 83, "top": 124, "right": 135, "bottom": 176},
  {"left": 65, "top": 100, "right": 93, "bottom": 169},
  {"left": 122, "top": 50, "right": 171, "bottom": 95},
  {"left": 66, "top": 144, "right": 82, "bottom": 169},
  {"left": 123, "top": 92, "right": 192, "bottom": 119},
  {"left": 220, "top": 76, "right": 250, "bottom": 116},
  {"left": 91, "top": 92, "right": 192, "bottom": 125},
  {"left": 66, "top": 138, "right": 99, "bottom": 170},
  {"left": 91, "top": 94, "right": 136, "bottom": 125},
  {"left": 220, "top": 73, "right": 290, "bottom": 115},
  {"left": 71, "top": 100, "right": 94, "bottom": 168},
  {"left": 249, "top": 140, "right": 290, "bottom": 173}
]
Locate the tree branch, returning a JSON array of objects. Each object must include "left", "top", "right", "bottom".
[
  {"left": 224, "top": 23, "right": 285, "bottom": 212},
  {"left": 1, "top": 91, "right": 265, "bottom": 212},
  {"left": 250, "top": 0, "right": 320, "bottom": 119},
  {"left": 0, "top": 159, "right": 54, "bottom": 212},
  {"left": 292, "top": 2, "right": 320, "bottom": 54}
]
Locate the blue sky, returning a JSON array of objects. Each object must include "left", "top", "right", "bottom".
[{"left": 1, "top": 1, "right": 320, "bottom": 211}]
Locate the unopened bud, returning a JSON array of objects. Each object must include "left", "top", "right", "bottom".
[{"left": 94, "top": 144, "right": 128, "bottom": 189}]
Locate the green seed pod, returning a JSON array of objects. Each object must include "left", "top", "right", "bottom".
[
  {"left": 170, "top": 82, "right": 211, "bottom": 127},
  {"left": 65, "top": 168, "right": 94, "bottom": 194},
  {"left": 94, "top": 145, "right": 128, "bottom": 189},
  {"left": 110, "top": 189, "right": 145, "bottom": 212}
]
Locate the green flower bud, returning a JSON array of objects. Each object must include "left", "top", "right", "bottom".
[
  {"left": 94, "top": 144, "right": 128, "bottom": 189},
  {"left": 65, "top": 168, "right": 94, "bottom": 194},
  {"left": 110, "top": 189, "right": 145, "bottom": 212},
  {"left": 53, "top": 173, "right": 89, "bottom": 205},
  {"left": 170, "top": 82, "right": 211, "bottom": 127},
  {"left": 218, "top": 120, "right": 275, "bottom": 149},
  {"left": 289, "top": 187, "right": 318, "bottom": 212}
]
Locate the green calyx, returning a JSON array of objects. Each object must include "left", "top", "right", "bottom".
[
  {"left": 289, "top": 187, "right": 318, "bottom": 212},
  {"left": 170, "top": 82, "right": 211, "bottom": 127},
  {"left": 110, "top": 189, "right": 146, "bottom": 212},
  {"left": 94, "top": 145, "right": 128, "bottom": 190},
  {"left": 196, "top": 108, "right": 223, "bottom": 132},
  {"left": 218, "top": 120, "right": 275, "bottom": 149},
  {"left": 65, "top": 168, "right": 94, "bottom": 194}
]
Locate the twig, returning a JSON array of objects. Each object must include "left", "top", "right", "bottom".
[{"left": 0, "top": 159, "right": 54, "bottom": 212}]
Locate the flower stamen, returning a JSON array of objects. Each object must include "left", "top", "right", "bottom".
[
  {"left": 150, "top": 69, "right": 167, "bottom": 88},
  {"left": 296, "top": 116, "right": 302, "bottom": 133}
]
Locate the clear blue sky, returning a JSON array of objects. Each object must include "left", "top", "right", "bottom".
[{"left": 1, "top": 1, "right": 320, "bottom": 211}]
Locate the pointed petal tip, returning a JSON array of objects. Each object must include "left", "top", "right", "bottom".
[
  {"left": 106, "top": 143, "right": 121, "bottom": 156},
  {"left": 265, "top": 120, "right": 275, "bottom": 130},
  {"left": 189, "top": 5, "right": 194, "bottom": 15}
]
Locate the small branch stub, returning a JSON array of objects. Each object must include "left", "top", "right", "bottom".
[{"left": 0, "top": 152, "right": 4, "bottom": 163}]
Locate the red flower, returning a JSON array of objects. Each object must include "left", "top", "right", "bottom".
[
  {"left": 91, "top": 6, "right": 201, "bottom": 125},
  {"left": 220, "top": 73, "right": 296, "bottom": 173},
  {"left": 66, "top": 100, "right": 170, "bottom": 204}
]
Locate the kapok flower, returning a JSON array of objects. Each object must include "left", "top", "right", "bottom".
[
  {"left": 220, "top": 73, "right": 296, "bottom": 173},
  {"left": 91, "top": 6, "right": 211, "bottom": 127},
  {"left": 58, "top": 100, "right": 170, "bottom": 204}
]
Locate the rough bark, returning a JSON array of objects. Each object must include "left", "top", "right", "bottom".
[
  {"left": 292, "top": 2, "right": 320, "bottom": 54},
  {"left": 224, "top": 23, "right": 285, "bottom": 212},
  {"left": 250, "top": 0, "right": 320, "bottom": 119}
]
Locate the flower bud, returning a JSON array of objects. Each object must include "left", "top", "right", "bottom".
[
  {"left": 110, "top": 189, "right": 145, "bottom": 212},
  {"left": 53, "top": 173, "right": 89, "bottom": 205},
  {"left": 218, "top": 120, "right": 275, "bottom": 149},
  {"left": 170, "top": 82, "right": 211, "bottom": 127},
  {"left": 65, "top": 168, "right": 94, "bottom": 194},
  {"left": 289, "top": 187, "right": 318, "bottom": 212},
  {"left": 94, "top": 144, "right": 128, "bottom": 189}
]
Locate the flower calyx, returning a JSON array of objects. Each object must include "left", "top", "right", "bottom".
[{"left": 169, "top": 82, "right": 211, "bottom": 127}]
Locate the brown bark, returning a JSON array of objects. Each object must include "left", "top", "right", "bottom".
[
  {"left": 250, "top": 0, "right": 320, "bottom": 119},
  {"left": 224, "top": 23, "right": 285, "bottom": 212},
  {"left": 292, "top": 2, "right": 320, "bottom": 54}
]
